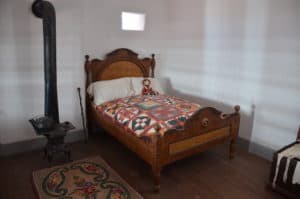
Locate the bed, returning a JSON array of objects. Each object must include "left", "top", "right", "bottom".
[{"left": 84, "top": 48, "right": 240, "bottom": 191}]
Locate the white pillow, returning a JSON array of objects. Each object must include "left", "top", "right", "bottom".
[
  {"left": 129, "top": 77, "right": 165, "bottom": 95},
  {"left": 87, "top": 78, "right": 132, "bottom": 105}
]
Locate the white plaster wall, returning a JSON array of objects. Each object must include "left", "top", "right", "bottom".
[
  {"left": 0, "top": 0, "right": 168, "bottom": 144},
  {"left": 0, "top": 0, "right": 84, "bottom": 144},
  {"left": 161, "top": 0, "right": 300, "bottom": 158},
  {"left": 82, "top": 0, "right": 169, "bottom": 76}
]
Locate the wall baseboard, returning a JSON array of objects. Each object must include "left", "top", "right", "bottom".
[
  {"left": 249, "top": 141, "right": 275, "bottom": 161},
  {"left": 0, "top": 130, "right": 84, "bottom": 157},
  {"left": 236, "top": 137, "right": 250, "bottom": 151},
  {"left": 237, "top": 137, "right": 274, "bottom": 161}
]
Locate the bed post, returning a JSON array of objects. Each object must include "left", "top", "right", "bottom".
[
  {"left": 152, "top": 132, "right": 162, "bottom": 192},
  {"left": 229, "top": 105, "right": 240, "bottom": 159},
  {"left": 152, "top": 165, "right": 161, "bottom": 192},
  {"left": 151, "top": 54, "right": 155, "bottom": 77},
  {"left": 229, "top": 139, "right": 236, "bottom": 160},
  {"left": 297, "top": 127, "right": 300, "bottom": 140},
  {"left": 84, "top": 55, "right": 92, "bottom": 134}
]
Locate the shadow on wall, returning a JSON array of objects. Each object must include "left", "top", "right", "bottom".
[
  {"left": 160, "top": 77, "right": 256, "bottom": 152},
  {"left": 246, "top": 0, "right": 300, "bottom": 159}
]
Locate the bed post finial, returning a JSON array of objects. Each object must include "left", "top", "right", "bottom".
[
  {"left": 85, "top": 55, "right": 90, "bottom": 63},
  {"left": 151, "top": 54, "right": 156, "bottom": 78},
  {"left": 84, "top": 55, "right": 90, "bottom": 72},
  {"left": 234, "top": 105, "right": 240, "bottom": 113}
]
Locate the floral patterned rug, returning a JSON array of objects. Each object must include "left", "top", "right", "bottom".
[{"left": 32, "top": 156, "right": 143, "bottom": 199}]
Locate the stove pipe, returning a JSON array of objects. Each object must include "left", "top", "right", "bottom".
[{"left": 32, "top": 0, "right": 59, "bottom": 123}]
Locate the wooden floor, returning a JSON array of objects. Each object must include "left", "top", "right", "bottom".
[{"left": 0, "top": 132, "right": 285, "bottom": 199}]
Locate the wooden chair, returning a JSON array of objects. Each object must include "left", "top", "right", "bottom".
[{"left": 269, "top": 127, "right": 300, "bottom": 199}]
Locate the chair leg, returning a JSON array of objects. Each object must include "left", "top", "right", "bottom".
[{"left": 229, "top": 139, "right": 236, "bottom": 159}]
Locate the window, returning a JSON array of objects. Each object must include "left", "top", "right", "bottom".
[{"left": 121, "top": 12, "right": 145, "bottom": 31}]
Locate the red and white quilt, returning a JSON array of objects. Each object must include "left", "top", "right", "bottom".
[{"left": 96, "top": 94, "right": 201, "bottom": 137}]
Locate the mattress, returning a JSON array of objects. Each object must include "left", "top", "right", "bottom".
[{"left": 96, "top": 94, "right": 201, "bottom": 137}]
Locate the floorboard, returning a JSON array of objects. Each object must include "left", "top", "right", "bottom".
[{"left": 0, "top": 133, "right": 285, "bottom": 199}]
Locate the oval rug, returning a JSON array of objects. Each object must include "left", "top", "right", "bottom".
[{"left": 32, "top": 156, "right": 143, "bottom": 199}]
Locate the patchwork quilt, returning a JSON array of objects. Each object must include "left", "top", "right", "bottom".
[{"left": 96, "top": 94, "right": 201, "bottom": 138}]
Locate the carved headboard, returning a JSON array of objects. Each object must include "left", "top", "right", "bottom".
[{"left": 84, "top": 48, "right": 155, "bottom": 87}]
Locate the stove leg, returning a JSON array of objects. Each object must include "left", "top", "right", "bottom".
[
  {"left": 65, "top": 150, "right": 71, "bottom": 161},
  {"left": 43, "top": 148, "right": 47, "bottom": 159},
  {"left": 48, "top": 152, "right": 53, "bottom": 164}
]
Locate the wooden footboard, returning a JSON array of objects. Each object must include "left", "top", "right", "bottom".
[
  {"left": 153, "top": 106, "right": 240, "bottom": 166},
  {"left": 169, "top": 126, "right": 230, "bottom": 155},
  {"left": 149, "top": 106, "right": 240, "bottom": 190}
]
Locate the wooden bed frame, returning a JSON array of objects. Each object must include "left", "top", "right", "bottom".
[{"left": 84, "top": 48, "right": 240, "bottom": 191}]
